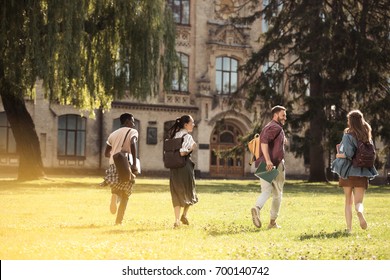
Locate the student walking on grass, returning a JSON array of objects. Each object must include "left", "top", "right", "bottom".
[
  {"left": 251, "top": 105, "right": 287, "bottom": 229},
  {"left": 167, "top": 115, "right": 198, "bottom": 228},
  {"left": 104, "top": 113, "right": 139, "bottom": 225},
  {"left": 331, "top": 109, "right": 378, "bottom": 233}
]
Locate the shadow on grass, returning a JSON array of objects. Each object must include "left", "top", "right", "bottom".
[
  {"left": 299, "top": 230, "right": 351, "bottom": 241},
  {"left": 57, "top": 223, "right": 169, "bottom": 234},
  {"left": 59, "top": 224, "right": 106, "bottom": 229},
  {"left": 1, "top": 178, "right": 389, "bottom": 195},
  {"left": 202, "top": 222, "right": 260, "bottom": 236}
]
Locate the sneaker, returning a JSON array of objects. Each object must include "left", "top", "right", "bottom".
[
  {"left": 251, "top": 207, "right": 261, "bottom": 228},
  {"left": 267, "top": 223, "right": 281, "bottom": 229},
  {"left": 357, "top": 212, "right": 367, "bottom": 229},
  {"left": 180, "top": 215, "right": 189, "bottom": 225},
  {"left": 110, "top": 194, "right": 118, "bottom": 214}
]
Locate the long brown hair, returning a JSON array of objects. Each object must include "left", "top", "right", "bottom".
[
  {"left": 344, "top": 110, "right": 372, "bottom": 142},
  {"left": 168, "top": 115, "right": 192, "bottom": 139}
]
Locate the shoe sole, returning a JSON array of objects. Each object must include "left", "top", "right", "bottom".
[
  {"left": 251, "top": 207, "right": 261, "bottom": 228},
  {"left": 110, "top": 195, "right": 117, "bottom": 214},
  {"left": 357, "top": 212, "right": 367, "bottom": 229}
]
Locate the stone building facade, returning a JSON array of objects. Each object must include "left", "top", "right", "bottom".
[{"left": 0, "top": 0, "right": 308, "bottom": 178}]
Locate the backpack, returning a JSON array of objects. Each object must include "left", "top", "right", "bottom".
[
  {"left": 163, "top": 135, "right": 187, "bottom": 169},
  {"left": 248, "top": 134, "right": 260, "bottom": 166},
  {"left": 247, "top": 127, "right": 283, "bottom": 165},
  {"left": 352, "top": 137, "right": 376, "bottom": 168},
  {"left": 112, "top": 129, "right": 132, "bottom": 182}
]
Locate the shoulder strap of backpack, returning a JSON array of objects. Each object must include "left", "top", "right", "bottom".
[{"left": 121, "top": 128, "right": 132, "bottom": 148}]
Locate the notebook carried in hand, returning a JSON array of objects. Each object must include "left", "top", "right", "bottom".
[{"left": 254, "top": 162, "right": 279, "bottom": 183}]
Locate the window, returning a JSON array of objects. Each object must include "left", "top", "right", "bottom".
[
  {"left": 0, "top": 112, "right": 17, "bottom": 154},
  {"left": 215, "top": 57, "right": 238, "bottom": 94},
  {"left": 262, "top": 61, "right": 284, "bottom": 94},
  {"left": 262, "top": 0, "right": 283, "bottom": 33},
  {"left": 172, "top": 53, "right": 189, "bottom": 92},
  {"left": 58, "top": 114, "right": 86, "bottom": 158},
  {"left": 262, "top": 0, "right": 269, "bottom": 33},
  {"left": 167, "top": 0, "right": 190, "bottom": 25}
]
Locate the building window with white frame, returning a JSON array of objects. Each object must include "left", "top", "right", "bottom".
[
  {"left": 172, "top": 52, "right": 189, "bottom": 92},
  {"left": 215, "top": 56, "right": 238, "bottom": 94},
  {"left": 167, "top": 0, "right": 190, "bottom": 25},
  {"left": 57, "top": 114, "right": 86, "bottom": 158}
]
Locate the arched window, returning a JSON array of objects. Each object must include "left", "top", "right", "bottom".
[
  {"left": 172, "top": 53, "right": 189, "bottom": 92},
  {"left": 167, "top": 0, "right": 190, "bottom": 25},
  {"left": 215, "top": 56, "right": 238, "bottom": 94},
  {"left": 58, "top": 114, "right": 86, "bottom": 158},
  {"left": 210, "top": 122, "right": 244, "bottom": 177},
  {"left": 0, "top": 112, "right": 16, "bottom": 154}
]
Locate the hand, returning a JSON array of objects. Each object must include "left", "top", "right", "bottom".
[
  {"left": 131, "top": 165, "right": 139, "bottom": 175},
  {"left": 336, "top": 153, "right": 346, "bottom": 159},
  {"left": 265, "top": 160, "right": 274, "bottom": 171}
]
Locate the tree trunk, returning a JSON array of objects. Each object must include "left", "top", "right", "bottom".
[
  {"left": 308, "top": 72, "right": 327, "bottom": 182},
  {"left": 0, "top": 79, "right": 45, "bottom": 180}
]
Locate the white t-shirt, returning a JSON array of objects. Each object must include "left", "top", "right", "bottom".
[{"left": 106, "top": 127, "right": 138, "bottom": 165}]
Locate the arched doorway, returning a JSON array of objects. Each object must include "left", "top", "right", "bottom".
[{"left": 209, "top": 122, "right": 244, "bottom": 178}]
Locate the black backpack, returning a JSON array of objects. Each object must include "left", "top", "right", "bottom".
[
  {"left": 163, "top": 134, "right": 188, "bottom": 169},
  {"left": 351, "top": 136, "right": 376, "bottom": 168}
]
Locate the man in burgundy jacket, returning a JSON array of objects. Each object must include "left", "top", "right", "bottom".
[{"left": 251, "top": 105, "right": 287, "bottom": 229}]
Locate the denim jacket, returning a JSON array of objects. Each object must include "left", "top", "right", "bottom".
[{"left": 331, "top": 133, "right": 378, "bottom": 179}]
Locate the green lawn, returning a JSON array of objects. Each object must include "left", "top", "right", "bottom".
[{"left": 0, "top": 177, "right": 389, "bottom": 260}]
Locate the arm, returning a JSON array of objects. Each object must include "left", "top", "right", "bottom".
[
  {"left": 104, "top": 144, "right": 111, "bottom": 158},
  {"left": 179, "top": 134, "right": 196, "bottom": 156},
  {"left": 336, "top": 134, "right": 356, "bottom": 160},
  {"left": 130, "top": 136, "right": 138, "bottom": 174},
  {"left": 180, "top": 142, "right": 196, "bottom": 156},
  {"left": 261, "top": 143, "right": 274, "bottom": 171}
]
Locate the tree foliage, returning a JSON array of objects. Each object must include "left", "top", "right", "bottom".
[
  {"left": 0, "top": 0, "right": 177, "bottom": 179},
  {"left": 234, "top": 0, "right": 390, "bottom": 181},
  {"left": 1, "top": 0, "right": 177, "bottom": 110}
]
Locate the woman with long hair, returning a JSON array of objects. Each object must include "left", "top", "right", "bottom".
[
  {"left": 167, "top": 115, "right": 198, "bottom": 228},
  {"left": 332, "top": 109, "right": 378, "bottom": 233}
]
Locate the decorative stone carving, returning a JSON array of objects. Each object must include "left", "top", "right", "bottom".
[
  {"left": 207, "top": 20, "right": 250, "bottom": 49},
  {"left": 176, "top": 26, "right": 191, "bottom": 48}
]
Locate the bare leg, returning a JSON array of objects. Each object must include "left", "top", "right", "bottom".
[
  {"left": 174, "top": 206, "right": 181, "bottom": 227},
  {"left": 110, "top": 194, "right": 118, "bottom": 214},
  {"left": 182, "top": 205, "right": 190, "bottom": 217},
  {"left": 180, "top": 205, "right": 190, "bottom": 225},
  {"left": 343, "top": 187, "right": 353, "bottom": 233}
]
